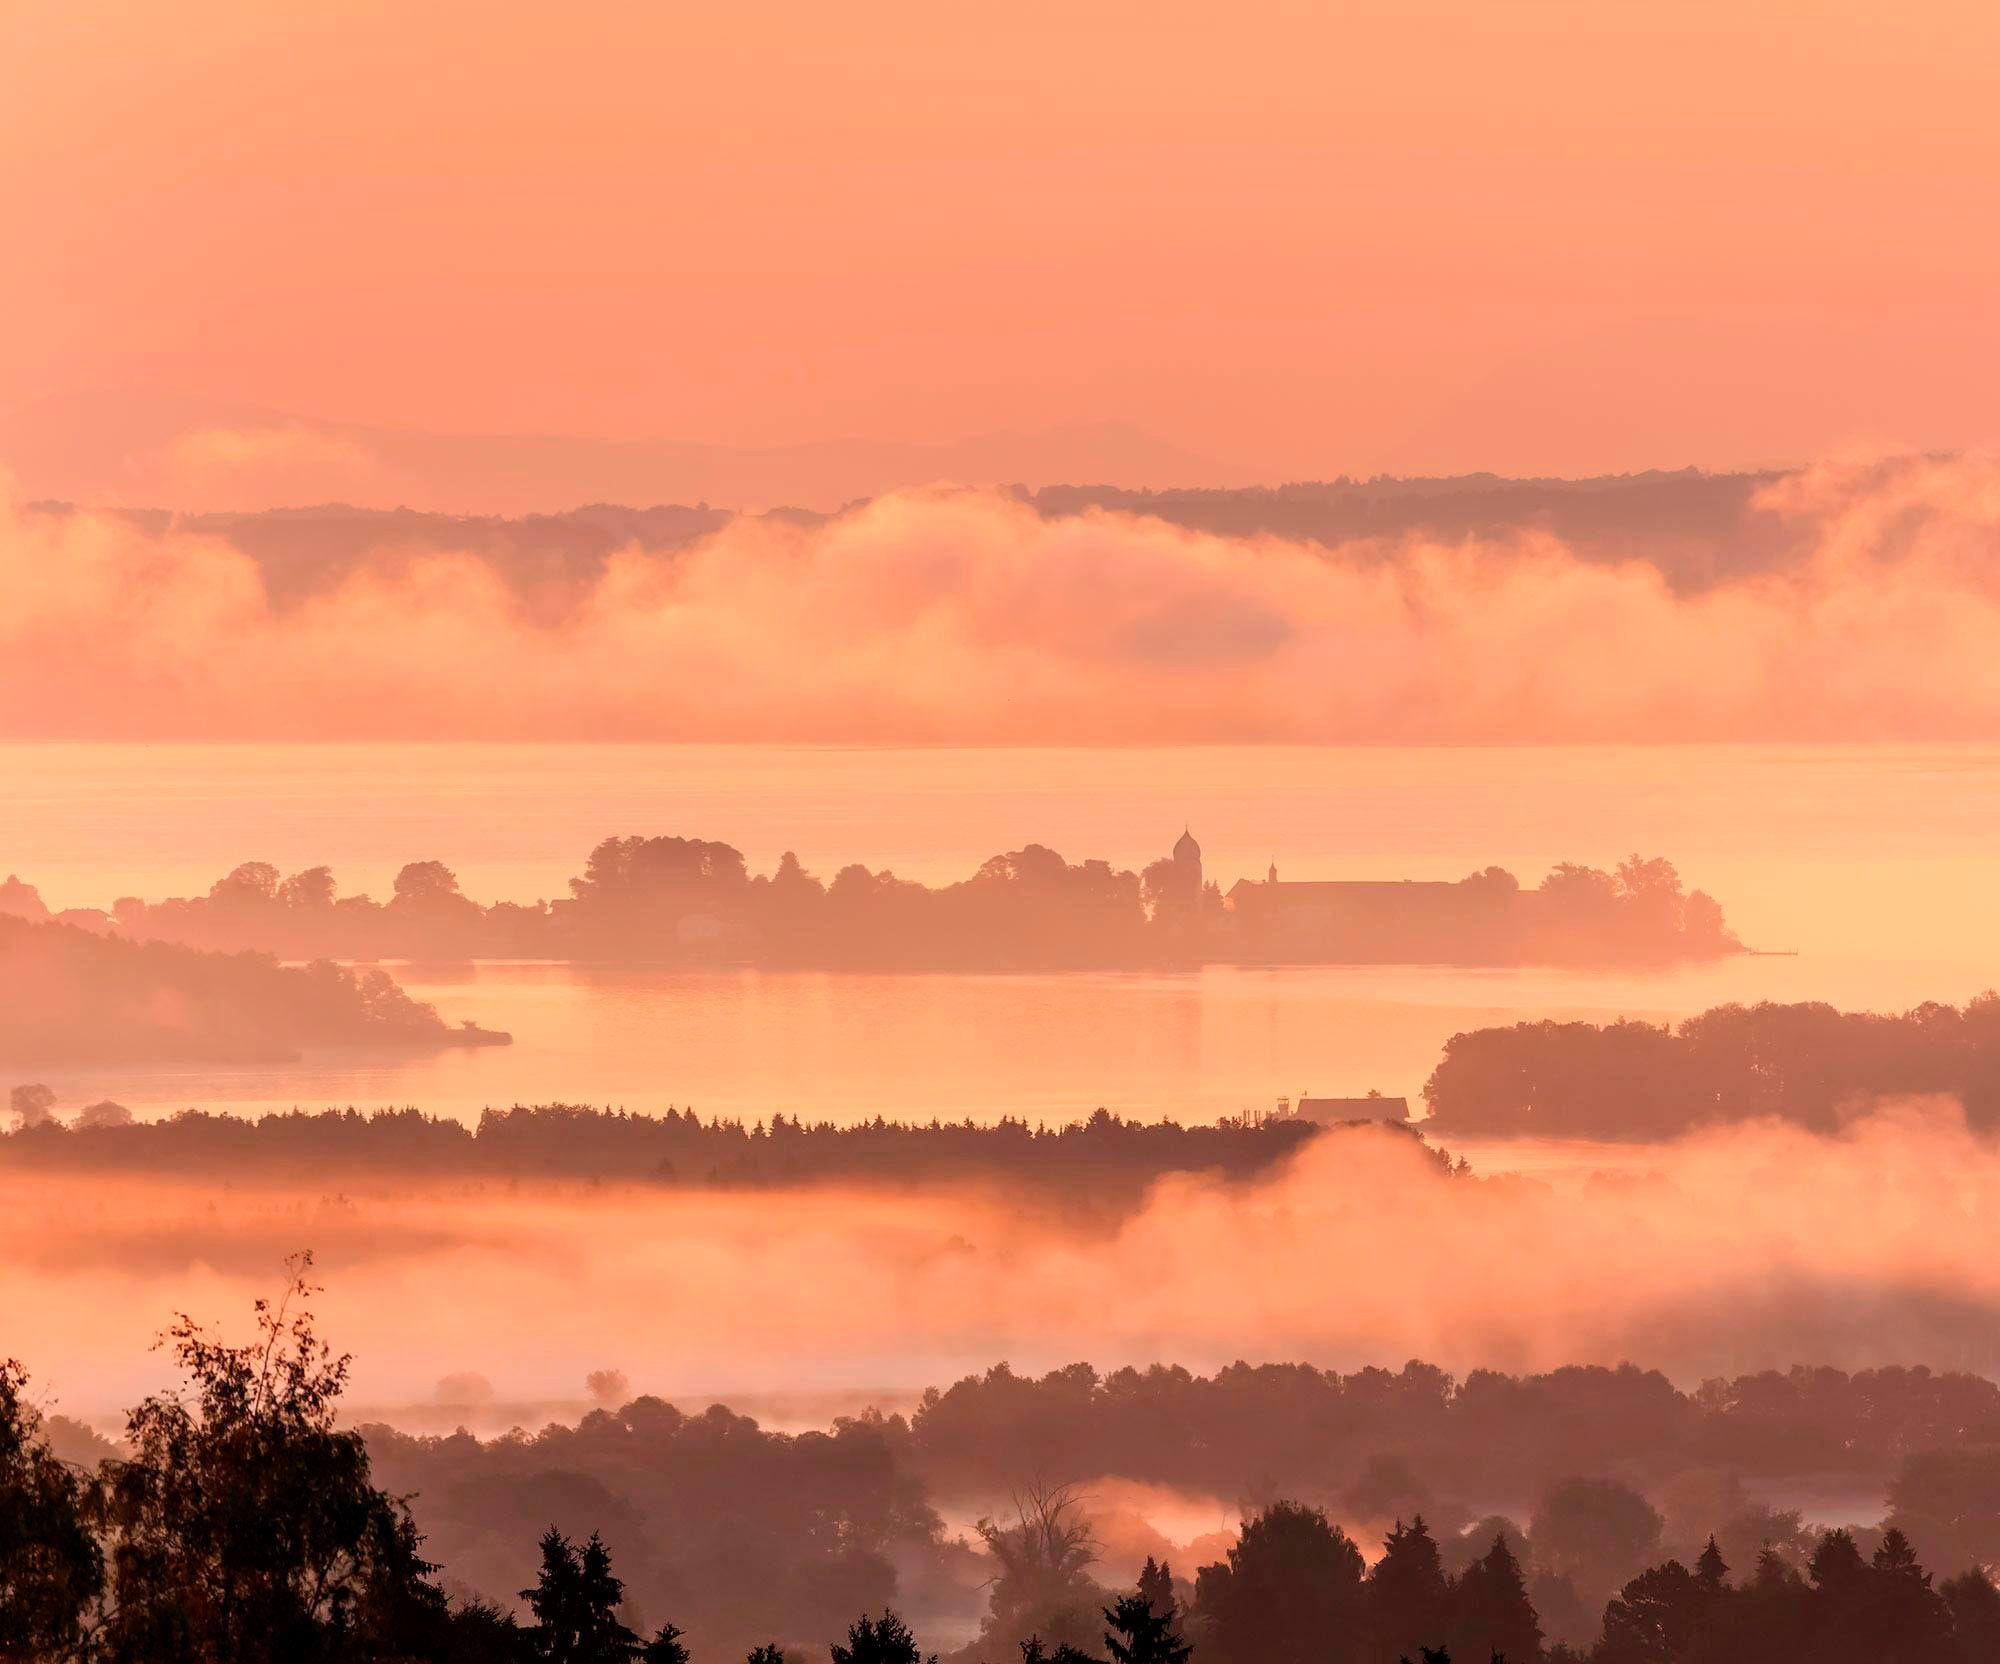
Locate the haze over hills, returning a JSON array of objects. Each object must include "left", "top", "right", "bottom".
[
  {"left": 22, "top": 461, "right": 1813, "bottom": 608},
  {"left": 12, "top": 448, "right": 1992, "bottom": 744},
  {"left": 0, "top": 388, "right": 1262, "bottom": 515}
]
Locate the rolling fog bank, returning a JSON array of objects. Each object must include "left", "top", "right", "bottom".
[
  {"left": 12, "top": 455, "right": 2000, "bottom": 743},
  {"left": 9, "top": 1103, "right": 2000, "bottom": 1421}
]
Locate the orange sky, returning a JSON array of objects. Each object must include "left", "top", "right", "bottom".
[{"left": 5, "top": 0, "right": 1999, "bottom": 480}]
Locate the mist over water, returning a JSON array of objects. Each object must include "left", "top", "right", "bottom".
[
  {"left": 14, "top": 8, "right": 2000, "bottom": 1649},
  {"left": 10, "top": 1103, "right": 2000, "bottom": 1429},
  {"left": 8, "top": 739, "right": 2000, "bottom": 1123},
  {"left": 12, "top": 732, "right": 2000, "bottom": 1432}
]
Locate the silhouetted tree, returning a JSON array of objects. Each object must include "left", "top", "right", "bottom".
[
  {"left": 1724, "top": 1546, "right": 1810, "bottom": 1660},
  {"left": 1595, "top": 1560, "right": 1704, "bottom": 1664},
  {"left": 642, "top": 1620, "right": 692, "bottom": 1664},
  {"left": 745, "top": 1644, "right": 787, "bottom": 1664},
  {"left": 0, "top": 1359, "right": 102, "bottom": 1662},
  {"left": 1847, "top": 1526, "right": 1951, "bottom": 1663},
  {"left": 1938, "top": 1569, "right": 2000, "bottom": 1662},
  {"left": 393, "top": 860, "right": 463, "bottom": 904},
  {"left": 1019, "top": 1638, "right": 1101, "bottom": 1664},
  {"left": 523, "top": 1529, "right": 640, "bottom": 1662},
  {"left": 831, "top": 1609, "right": 935, "bottom": 1664},
  {"left": 977, "top": 1484, "right": 1102, "bottom": 1655},
  {"left": 1807, "top": 1528, "right": 1867, "bottom": 1600},
  {"left": 1528, "top": 1478, "right": 1662, "bottom": 1606},
  {"left": 1104, "top": 1588, "right": 1191, "bottom": 1664},
  {"left": 1371, "top": 1516, "right": 1451, "bottom": 1661},
  {"left": 74, "top": 1098, "right": 133, "bottom": 1129},
  {"left": 91, "top": 1253, "right": 447, "bottom": 1664},
  {"left": 429, "top": 1598, "right": 534, "bottom": 1664},
  {"left": 279, "top": 865, "right": 338, "bottom": 911},
  {"left": 1447, "top": 1534, "right": 1541, "bottom": 1664},
  {"left": 8, "top": 1082, "right": 56, "bottom": 1130},
  {"left": 210, "top": 860, "right": 281, "bottom": 907},
  {"left": 1194, "top": 1501, "right": 1367, "bottom": 1664},
  {"left": 1886, "top": 1445, "right": 2000, "bottom": 1572},
  {"left": 1136, "top": 1557, "right": 1175, "bottom": 1625}
]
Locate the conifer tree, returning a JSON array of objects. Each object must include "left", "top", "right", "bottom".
[
  {"left": 1371, "top": 1516, "right": 1451, "bottom": 1661},
  {"left": 1449, "top": 1534, "right": 1542, "bottom": 1664},
  {"left": 643, "top": 1620, "right": 692, "bottom": 1664},
  {"left": 1020, "top": 1636, "right": 1103, "bottom": 1664},
  {"left": 832, "top": 1609, "right": 936, "bottom": 1664},
  {"left": 524, "top": 1529, "right": 641, "bottom": 1663},
  {"left": 1104, "top": 1589, "right": 1192, "bottom": 1664}
]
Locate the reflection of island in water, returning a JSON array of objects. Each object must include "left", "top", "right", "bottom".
[{"left": 7, "top": 828, "right": 1741, "bottom": 972}]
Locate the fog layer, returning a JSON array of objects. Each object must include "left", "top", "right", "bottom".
[
  {"left": 9, "top": 1103, "right": 1997, "bottom": 1417},
  {"left": 8, "top": 455, "right": 2000, "bottom": 740}
]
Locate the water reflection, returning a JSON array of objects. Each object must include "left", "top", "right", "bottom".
[{"left": 16, "top": 951, "right": 1979, "bottom": 1136}]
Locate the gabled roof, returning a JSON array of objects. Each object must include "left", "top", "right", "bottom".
[{"left": 1294, "top": 1095, "right": 1411, "bottom": 1123}]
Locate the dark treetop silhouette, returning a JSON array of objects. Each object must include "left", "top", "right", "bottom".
[
  {"left": 1422, "top": 994, "right": 2000, "bottom": 1139},
  {"left": 7, "top": 1274, "right": 2000, "bottom": 1664},
  {"left": 0, "top": 1104, "right": 1399, "bottom": 1197}
]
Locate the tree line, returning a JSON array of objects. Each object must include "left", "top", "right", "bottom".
[
  {"left": 10, "top": 1276, "right": 2000, "bottom": 1663},
  {"left": 3, "top": 839, "right": 1737, "bottom": 971},
  {"left": 891, "top": 1359, "right": 2000, "bottom": 1524},
  {"left": 0, "top": 912, "right": 492, "bottom": 1066},
  {"left": 0, "top": 1104, "right": 1359, "bottom": 1195},
  {"left": 1422, "top": 995, "right": 2000, "bottom": 1138}
]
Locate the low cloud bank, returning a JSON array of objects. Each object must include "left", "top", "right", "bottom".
[
  {"left": 7, "top": 455, "right": 2000, "bottom": 741},
  {"left": 9, "top": 1102, "right": 1999, "bottom": 1416}
]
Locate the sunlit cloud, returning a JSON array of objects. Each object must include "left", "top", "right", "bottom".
[{"left": 5, "top": 454, "right": 2000, "bottom": 742}]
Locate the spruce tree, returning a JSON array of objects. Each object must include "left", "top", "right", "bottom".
[
  {"left": 1020, "top": 1637, "right": 1103, "bottom": 1664},
  {"left": 642, "top": 1621, "right": 692, "bottom": 1664},
  {"left": 525, "top": 1529, "right": 640, "bottom": 1663},
  {"left": 524, "top": 1530, "right": 587, "bottom": 1661},
  {"left": 1371, "top": 1516, "right": 1451, "bottom": 1660},
  {"left": 1104, "top": 1589, "right": 1192, "bottom": 1664},
  {"left": 1449, "top": 1534, "right": 1542, "bottom": 1664},
  {"left": 832, "top": 1609, "right": 936, "bottom": 1664}
]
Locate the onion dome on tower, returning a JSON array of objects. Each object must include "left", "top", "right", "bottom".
[{"left": 1172, "top": 826, "right": 1203, "bottom": 886}]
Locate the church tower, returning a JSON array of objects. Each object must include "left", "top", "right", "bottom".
[{"left": 1172, "top": 826, "right": 1202, "bottom": 890}]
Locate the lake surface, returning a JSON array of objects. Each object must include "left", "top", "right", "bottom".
[{"left": 7, "top": 741, "right": 2000, "bottom": 1133}]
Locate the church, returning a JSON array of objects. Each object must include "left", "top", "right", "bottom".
[{"left": 1160, "top": 829, "right": 1520, "bottom": 962}]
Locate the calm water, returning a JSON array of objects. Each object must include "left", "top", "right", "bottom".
[{"left": 6, "top": 742, "right": 2000, "bottom": 1129}]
